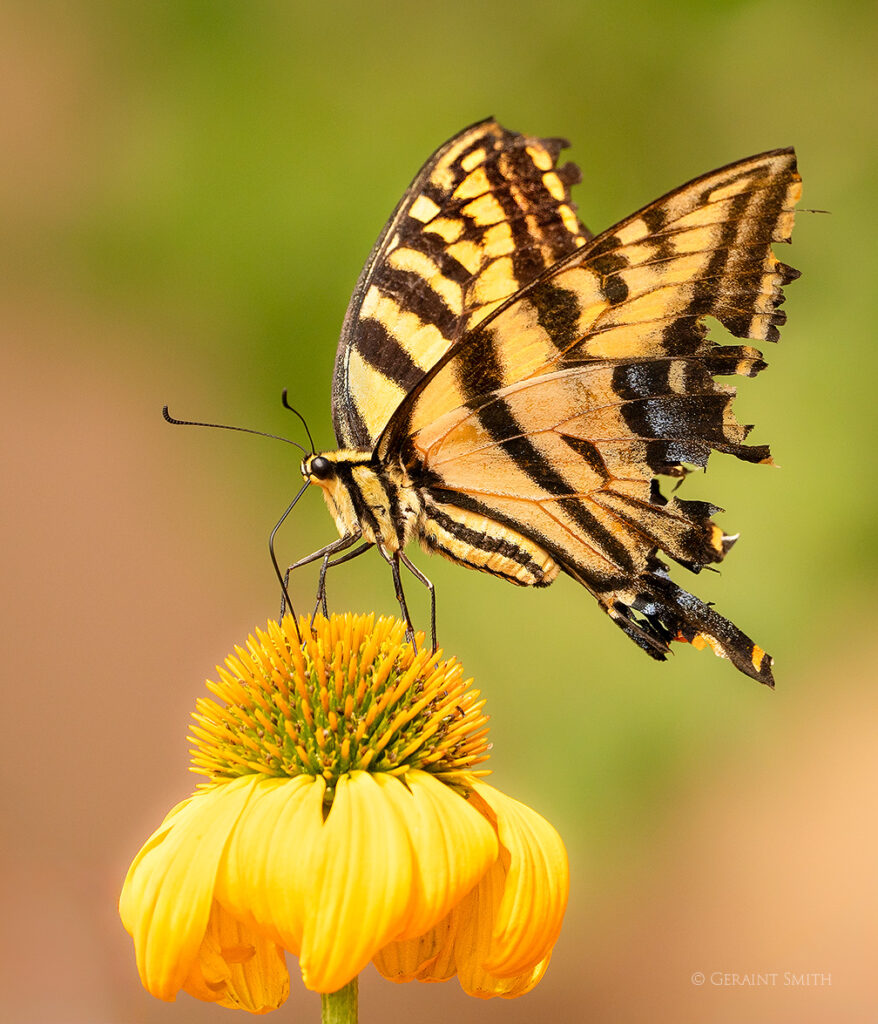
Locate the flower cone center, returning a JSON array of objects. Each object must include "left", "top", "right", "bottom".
[{"left": 189, "top": 614, "right": 490, "bottom": 794}]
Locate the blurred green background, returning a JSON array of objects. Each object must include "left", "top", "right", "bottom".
[{"left": 3, "top": 1, "right": 876, "bottom": 1021}]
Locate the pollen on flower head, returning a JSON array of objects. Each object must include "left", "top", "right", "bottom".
[{"left": 189, "top": 613, "right": 491, "bottom": 797}]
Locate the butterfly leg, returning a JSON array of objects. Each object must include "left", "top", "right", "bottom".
[
  {"left": 379, "top": 547, "right": 417, "bottom": 651},
  {"left": 399, "top": 553, "right": 436, "bottom": 651},
  {"left": 312, "top": 554, "right": 331, "bottom": 620},
  {"left": 278, "top": 530, "right": 363, "bottom": 622},
  {"left": 310, "top": 541, "right": 375, "bottom": 622}
]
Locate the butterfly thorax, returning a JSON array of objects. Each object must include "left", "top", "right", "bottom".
[{"left": 302, "top": 450, "right": 422, "bottom": 552}]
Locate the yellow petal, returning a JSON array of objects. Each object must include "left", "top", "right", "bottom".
[
  {"left": 448, "top": 863, "right": 553, "bottom": 998},
  {"left": 182, "top": 899, "right": 289, "bottom": 1012},
  {"left": 373, "top": 908, "right": 457, "bottom": 983},
  {"left": 374, "top": 775, "right": 567, "bottom": 996},
  {"left": 298, "top": 771, "right": 415, "bottom": 992},
  {"left": 469, "top": 783, "right": 568, "bottom": 976},
  {"left": 119, "top": 775, "right": 257, "bottom": 1001},
  {"left": 446, "top": 855, "right": 504, "bottom": 991},
  {"left": 379, "top": 770, "right": 498, "bottom": 941},
  {"left": 378, "top": 863, "right": 545, "bottom": 996},
  {"left": 215, "top": 774, "right": 325, "bottom": 955},
  {"left": 458, "top": 947, "right": 553, "bottom": 999}
]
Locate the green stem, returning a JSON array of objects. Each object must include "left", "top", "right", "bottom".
[{"left": 321, "top": 976, "right": 358, "bottom": 1024}]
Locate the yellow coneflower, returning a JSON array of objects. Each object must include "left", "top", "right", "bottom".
[{"left": 119, "top": 613, "right": 568, "bottom": 1017}]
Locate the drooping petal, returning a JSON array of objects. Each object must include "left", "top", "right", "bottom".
[
  {"left": 373, "top": 910, "right": 457, "bottom": 983},
  {"left": 379, "top": 770, "right": 498, "bottom": 941},
  {"left": 377, "top": 862, "right": 550, "bottom": 997},
  {"left": 457, "top": 944, "right": 553, "bottom": 998},
  {"left": 374, "top": 776, "right": 568, "bottom": 997},
  {"left": 181, "top": 899, "right": 289, "bottom": 1012},
  {"left": 119, "top": 775, "right": 257, "bottom": 1001},
  {"left": 447, "top": 860, "right": 554, "bottom": 998},
  {"left": 215, "top": 774, "right": 325, "bottom": 955},
  {"left": 298, "top": 771, "right": 416, "bottom": 992},
  {"left": 469, "top": 782, "right": 569, "bottom": 976},
  {"left": 448, "top": 852, "right": 504, "bottom": 991},
  {"left": 118, "top": 797, "right": 193, "bottom": 914}
]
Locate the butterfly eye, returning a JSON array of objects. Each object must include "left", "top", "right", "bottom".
[{"left": 309, "top": 456, "right": 332, "bottom": 480}]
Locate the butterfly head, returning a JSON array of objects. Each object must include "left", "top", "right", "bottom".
[
  {"left": 301, "top": 451, "right": 348, "bottom": 536},
  {"left": 301, "top": 454, "right": 334, "bottom": 482},
  {"left": 301, "top": 449, "right": 373, "bottom": 486},
  {"left": 301, "top": 449, "right": 387, "bottom": 542}
]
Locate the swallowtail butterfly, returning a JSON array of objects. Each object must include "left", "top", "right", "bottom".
[{"left": 292, "top": 119, "right": 800, "bottom": 684}]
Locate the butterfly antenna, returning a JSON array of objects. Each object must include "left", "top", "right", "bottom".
[
  {"left": 163, "top": 406, "right": 307, "bottom": 453},
  {"left": 281, "top": 389, "right": 317, "bottom": 454}
]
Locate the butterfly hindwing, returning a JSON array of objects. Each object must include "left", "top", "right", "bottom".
[
  {"left": 378, "top": 147, "right": 801, "bottom": 684},
  {"left": 331, "top": 118, "right": 591, "bottom": 449}
]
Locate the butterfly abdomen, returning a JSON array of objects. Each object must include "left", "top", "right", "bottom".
[{"left": 417, "top": 496, "right": 558, "bottom": 586}]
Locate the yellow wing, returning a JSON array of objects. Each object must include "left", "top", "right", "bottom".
[{"left": 381, "top": 148, "right": 801, "bottom": 683}]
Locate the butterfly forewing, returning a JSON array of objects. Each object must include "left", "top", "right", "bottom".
[
  {"left": 331, "top": 118, "right": 591, "bottom": 449},
  {"left": 382, "top": 149, "right": 800, "bottom": 448},
  {"left": 376, "top": 147, "right": 801, "bottom": 684}
]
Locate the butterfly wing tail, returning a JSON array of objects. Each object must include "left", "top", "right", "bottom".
[{"left": 597, "top": 568, "right": 775, "bottom": 686}]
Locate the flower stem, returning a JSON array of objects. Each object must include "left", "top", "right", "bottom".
[{"left": 321, "top": 977, "right": 358, "bottom": 1024}]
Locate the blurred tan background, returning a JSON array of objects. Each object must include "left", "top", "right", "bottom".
[{"left": 2, "top": 1, "right": 876, "bottom": 1021}]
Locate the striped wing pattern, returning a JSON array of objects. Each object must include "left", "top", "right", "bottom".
[
  {"left": 331, "top": 119, "right": 591, "bottom": 449},
  {"left": 382, "top": 149, "right": 801, "bottom": 683}
]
